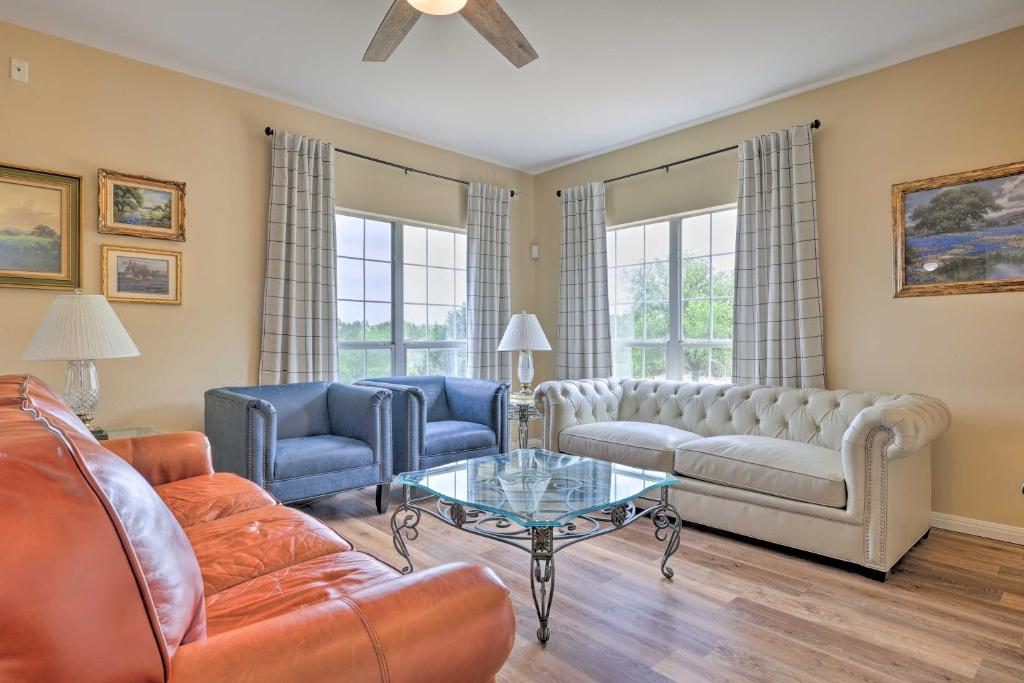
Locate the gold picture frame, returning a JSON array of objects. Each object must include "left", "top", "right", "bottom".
[
  {"left": 0, "top": 163, "right": 81, "bottom": 290},
  {"left": 101, "top": 244, "right": 182, "bottom": 304},
  {"left": 893, "top": 159, "right": 1024, "bottom": 297},
  {"left": 98, "top": 169, "right": 185, "bottom": 241}
]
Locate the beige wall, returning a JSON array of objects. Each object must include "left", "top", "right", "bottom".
[
  {"left": 0, "top": 20, "right": 535, "bottom": 432},
  {"left": 532, "top": 26, "right": 1024, "bottom": 527}
]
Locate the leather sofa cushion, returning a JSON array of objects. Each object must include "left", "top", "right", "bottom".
[
  {"left": 186, "top": 505, "right": 352, "bottom": 594},
  {"left": 424, "top": 420, "right": 497, "bottom": 456},
  {"left": 204, "top": 550, "right": 400, "bottom": 636},
  {"left": 156, "top": 472, "right": 278, "bottom": 528},
  {"left": 274, "top": 434, "right": 374, "bottom": 480},
  {"left": 558, "top": 421, "right": 701, "bottom": 472},
  {"left": 675, "top": 435, "right": 846, "bottom": 508}
]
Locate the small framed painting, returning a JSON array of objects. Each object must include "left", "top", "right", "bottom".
[
  {"left": 893, "top": 159, "right": 1024, "bottom": 297},
  {"left": 0, "top": 164, "right": 81, "bottom": 290},
  {"left": 98, "top": 169, "right": 185, "bottom": 241},
  {"left": 101, "top": 244, "right": 182, "bottom": 304}
]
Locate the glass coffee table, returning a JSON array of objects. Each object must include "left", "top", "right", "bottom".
[{"left": 391, "top": 448, "right": 681, "bottom": 643}]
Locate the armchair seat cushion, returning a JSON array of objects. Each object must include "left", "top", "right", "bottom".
[
  {"left": 559, "top": 421, "right": 701, "bottom": 473},
  {"left": 424, "top": 420, "right": 497, "bottom": 456},
  {"left": 155, "top": 473, "right": 278, "bottom": 528},
  {"left": 674, "top": 435, "right": 846, "bottom": 508},
  {"left": 274, "top": 435, "right": 374, "bottom": 480}
]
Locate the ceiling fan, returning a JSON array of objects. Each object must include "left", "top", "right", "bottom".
[{"left": 363, "top": 0, "right": 538, "bottom": 68}]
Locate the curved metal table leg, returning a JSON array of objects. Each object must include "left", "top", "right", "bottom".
[
  {"left": 652, "top": 487, "right": 682, "bottom": 579},
  {"left": 390, "top": 485, "right": 421, "bottom": 574},
  {"left": 530, "top": 527, "right": 555, "bottom": 643}
]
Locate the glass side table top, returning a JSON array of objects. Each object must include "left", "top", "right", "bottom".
[{"left": 394, "top": 448, "right": 677, "bottom": 528}]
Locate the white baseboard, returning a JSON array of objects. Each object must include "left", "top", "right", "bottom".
[{"left": 931, "top": 512, "right": 1024, "bottom": 546}]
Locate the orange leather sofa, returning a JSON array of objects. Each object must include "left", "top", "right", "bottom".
[{"left": 0, "top": 375, "right": 515, "bottom": 683}]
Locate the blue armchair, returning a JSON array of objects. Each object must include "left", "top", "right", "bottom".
[
  {"left": 357, "top": 375, "right": 509, "bottom": 474},
  {"left": 204, "top": 381, "right": 393, "bottom": 511}
]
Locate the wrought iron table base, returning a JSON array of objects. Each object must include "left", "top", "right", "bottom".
[{"left": 390, "top": 485, "right": 682, "bottom": 643}]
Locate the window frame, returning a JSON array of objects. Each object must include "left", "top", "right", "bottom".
[
  {"left": 608, "top": 203, "right": 737, "bottom": 382},
  {"left": 335, "top": 208, "right": 467, "bottom": 380}
]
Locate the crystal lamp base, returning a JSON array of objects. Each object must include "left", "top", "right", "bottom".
[{"left": 65, "top": 359, "right": 100, "bottom": 428}]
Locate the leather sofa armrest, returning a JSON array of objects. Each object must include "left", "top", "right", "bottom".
[
  {"left": 444, "top": 377, "right": 510, "bottom": 452},
  {"left": 842, "top": 394, "right": 951, "bottom": 460},
  {"left": 534, "top": 379, "right": 619, "bottom": 451},
  {"left": 103, "top": 431, "right": 214, "bottom": 486},
  {"left": 203, "top": 388, "right": 276, "bottom": 487},
  {"left": 358, "top": 380, "right": 425, "bottom": 473},
  {"left": 327, "top": 384, "right": 393, "bottom": 479},
  {"left": 167, "top": 563, "right": 514, "bottom": 683}
]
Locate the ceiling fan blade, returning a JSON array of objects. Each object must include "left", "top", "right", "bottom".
[
  {"left": 363, "top": 0, "right": 422, "bottom": 62},
  {"left": 459, "top": 0, "right": 538, "bottom": 68}
]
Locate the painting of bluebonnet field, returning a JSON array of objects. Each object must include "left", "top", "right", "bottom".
[
  {"left": 0, "top": 181, "right": 62, "bottom": 275},
  {"left": 898, "top": 164, "right": 1024, "bottom": 295}
]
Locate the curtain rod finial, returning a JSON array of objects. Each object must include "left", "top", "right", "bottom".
[
  {"left": 810, "top": 119, "right": 821, "bottom": 129},
  {"left": 264, "top": 126, "right": 274, "bottom": 136}
]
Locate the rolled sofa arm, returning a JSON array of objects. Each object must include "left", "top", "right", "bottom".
[
  {"left": 204, "top": 389, "right": 277, "bottom": 487},
  {"left": 102, "top": 432, "right": 214, "bottom": 486},
  {"left": 533, "top": 378, "right": 621, "bottom": 451},
  {"left": 842, "top": 394, "right": 951, "bottom": 460},
  {"left": 358, "top": 380, "right": 425, "bottom": 474},
  {"left": 168, "top": 562, "right": 515, "bottom": 683}
]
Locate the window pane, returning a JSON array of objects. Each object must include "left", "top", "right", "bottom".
[
  {"left": 613, "top": 345, "right": 631, "bottom": 376},
  {"left": 712, "top": 299, "right": 733, "bottom": 340},
  {"left": 711, "top": 209, "right": 737, "bottom": 254},
  {"left": 428, "top": 305, "right": 455, "bottom": 340},
  {"left": 645, "top": 222, "right": 670, "bottom": 260},
  {"left": 643, "top": 347, "right": 667, "bottom": 380},
  {"left": 681, "top": 214, "right": 711, "bottom": 257},
  {"left": 645, "top": 302, "right": 669, "bottom": 340},
  {"left": 404, "top": 304, "right": 427, "bottom": 341},
  {"left": 404, "top": 225, "right": 426, "bottom": 264},
  {"left": 428, "top": 348, "right": 456, "bottom": 375},
  {"left": 404, "top": 265, "right": 426, "bottom": 304},
  {"left": 606, "top": 231, "right": 616, "bottom": 269},
  {"left": 365, "top": 260, "right": 391, "bottom": 302},
  {"left": 366, "top": 348, "right": 392, "bottom": 377},
  {"left": 611, "top": 304, "right": 637, "bottom": 340},
  {"left": 338, "top": 301, "right": 363, "bottom": 341},
  {"left": 607, "top": 266, "right": 617, "bottom": 303},
  {"left": 406, "top": 348, "right": 428, "bottom": 375},
  {"left": 365, "top": 302, "right": 392, "bottom": 341},
  {"left": 428, "top": 229, "right": 455, "bottom": 268},
  {"left": 365, "top": 220, "right": 392, "bottom": 261},
  {"left": 456, "top": 348, "right": 468, "bottom": 377},
  {"left": 645, "top": 261, "right": 670, "bottom": 303},
  {"left": 682, "top": 299, "right": 711, "bottom": 340},
  {"left": 615, "top": 265, "right": 643, "bottom": 304},
  {"left": 337, "top": 215, "right": 363, "bottom": 258},
  {"left": 455, "top": 271, "right": 467, "bottom": 308},
  {"left": 615, "top": 225, "right": 643, "bottom": 265},
  {"left": 711, "top": 253, "right": 735, "bottom": 298},
  {"left": 681, "top": 257, "right": 710, "bottom": 299},
  {"left": 338, "top": 349, "right": 366, "bottom": 384},
  {"left": 711, "top": 348, "right": 732, "bottom": 382},
  {"left": 427, "top": 267, "right": 455, "bottom": 305},
  {"left": 338, "top": 258, "right": 363, "bottom": 299},
  {"left": 683, "top": 347, "right": 710, "bottom": 383},
  {"left": 454, "top": 233, "right": 467, "bottom": 269}
]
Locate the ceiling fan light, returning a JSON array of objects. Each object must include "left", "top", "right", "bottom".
[{"left": 407, "top": 0, "right": 468, "bottom": 16}]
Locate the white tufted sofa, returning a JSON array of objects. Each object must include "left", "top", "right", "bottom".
[{"left": 533, "top": 378, "right": 951, "bottom": 576}]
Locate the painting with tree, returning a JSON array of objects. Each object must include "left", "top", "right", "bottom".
[
  {"left": 98, "top": 169, "right": 185, "bottom": 241},
  {"left": 893, "top": 160, "right": 1024, "bottom": 296}
]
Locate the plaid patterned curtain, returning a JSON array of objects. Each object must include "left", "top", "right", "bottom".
[
  {"left": 259, "top": 130, "right": 338, "bottom": 384},
  {"left": 466, "top": 182, "right": 512, "bottom": 382},
  {"left": 732, "top": 123, "right": 824, "bottom": 388}
]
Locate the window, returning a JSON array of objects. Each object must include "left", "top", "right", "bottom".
[
  {"left": 336, "top": 212, "right": 467, "bottom": 383},
  {"left": 607, "top": 206, "right": 737, "bottom": 383}
]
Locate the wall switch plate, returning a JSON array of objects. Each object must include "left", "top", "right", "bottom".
[
  {"left": 530, "top": 243, "right": 540, "bottom": 260},
  {"left": 10, "top": 58, "right": 28, "bottom": 82}
]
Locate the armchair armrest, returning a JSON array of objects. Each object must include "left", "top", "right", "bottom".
[
  {"left": 534, "top": 378, "right": 620, "bottom": 451},
  {"left": 327, "top": 384, "right": 393, "bottom": 479},
  {"left": 843, "top": 394, "right": 951, "bottom": 460},
  {"left": 102, "top": 431, "right": 213, "bottom": 486},
  {"left": 444, "top": 377, "right": 510, "bottom": 452},
  {"left": 168, "top": 562, "right": 514, "bottom": 683},
  {"left": 203, "top": 388, "right": 277, "bottom": 487},
  {"left": 357, "top": 380, "right": 425, "bottom": 473}
]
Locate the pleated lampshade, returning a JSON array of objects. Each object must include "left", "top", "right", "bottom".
[
  {"left": 497, "top": 312, "right": 551, "bottom": 351},
  {"left": 23, "top": 292, "right": 140, "bottom": 361}
]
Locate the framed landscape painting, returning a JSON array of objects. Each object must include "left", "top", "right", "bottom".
[
  {"left": 98, "top": 169, "right": 185, "bottom": 241},
  {"left": 101, "top": 244, "right": 182, "bottom": 304},
  {"left": 0, "top": 164, "right": 81, "bottom": 289},
  {"left": 893, "top": 160, "right": 1024, "bottom": 297}
]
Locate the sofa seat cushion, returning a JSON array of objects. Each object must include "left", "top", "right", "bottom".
[
  {"left": 204, "top": 550, "right": 400, "bottom": 636},
  {"left": 274, "top": 435, "right": 374, "bottom": 480},
  {"left": 155, "top": 473, "right": 277, "bottom": 528},
  {"left": 558, "top": 421, "right": 701, "bottom": 472},
  {"left": 674, "top": 435, "right": 846, "bottom": 508},
  {"left": 424, "top": 420, "right": 496, "bottom": 456},
  {"left": 185, "top": 505, "right": 352, "bottom": 594}
]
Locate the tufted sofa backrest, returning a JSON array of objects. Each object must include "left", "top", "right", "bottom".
[{"left": 558, "top": 378, "right": 906, "bottom": 451}]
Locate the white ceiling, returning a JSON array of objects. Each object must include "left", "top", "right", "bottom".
[{"left": 2, "top": 1, "right": 1022, "bottom": 173}]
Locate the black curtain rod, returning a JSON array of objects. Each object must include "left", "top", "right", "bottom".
[
  {"left": 265, "top": 127, "right": 516, "bottom": 198},
  {"left": 555, "top": 119, "right": 820, "bottom": 197}
]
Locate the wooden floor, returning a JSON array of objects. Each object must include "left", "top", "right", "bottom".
[{"left": 301, "top": 492, "right": 1024, "bottom": 683}]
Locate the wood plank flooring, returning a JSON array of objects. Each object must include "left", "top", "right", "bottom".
[{"left": 300, "top": 492, "right": 1024, "bottom": 682}]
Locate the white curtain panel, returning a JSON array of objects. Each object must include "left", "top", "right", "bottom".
[
  {"left": 466, "top": 182, "right": 512, "bottom": 382},
  {"left": 556, "top": 182, "right": 613, "bottom": 379},
  {"left": 259, "top": 130, "right": 338, "bottom": 384},
  {"left": 732, "top": 123, "right": 825, "bottom": 389}
]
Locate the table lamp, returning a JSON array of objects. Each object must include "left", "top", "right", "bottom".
[
  {"left": 497, "top": 312, "right": 551, "bottom": 394},
  {"left": 23, "top": 290, "right": 139, "bottom": 435}
]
